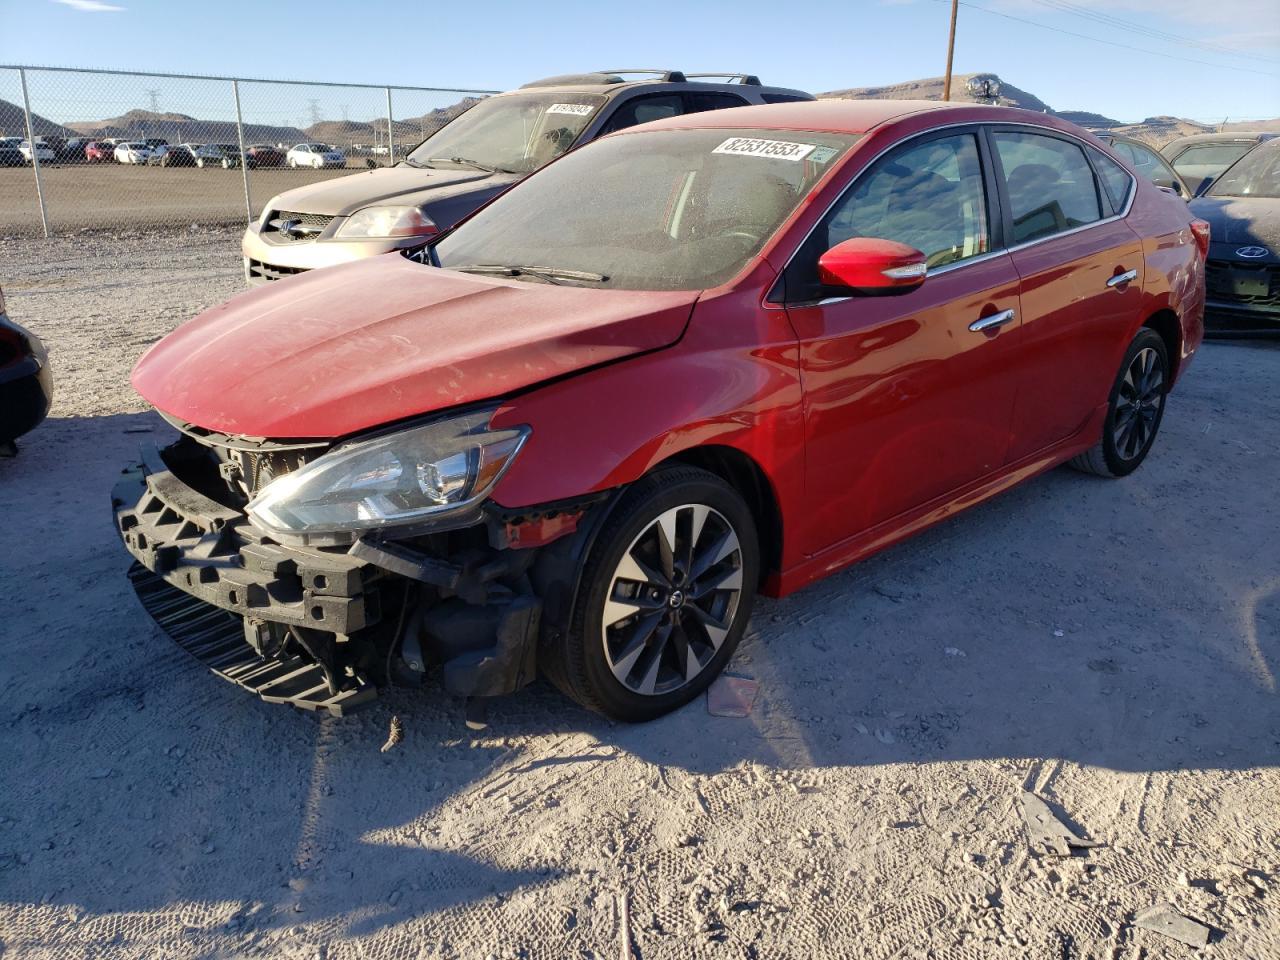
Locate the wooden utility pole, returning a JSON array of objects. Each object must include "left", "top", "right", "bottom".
[{"left": 942, "top": 0, "right": 959, "bottom": 101}]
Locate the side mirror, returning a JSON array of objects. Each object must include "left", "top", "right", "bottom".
[{"left": 817, "top": 237, "right": 927, "bottom": 294}]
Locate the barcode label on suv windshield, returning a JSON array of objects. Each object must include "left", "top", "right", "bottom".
[
  {"left": 547, "top": 103, "right": 594, "bottom": 116},
  {"left": 712, "top": 137, "right": 817, "bottom": 161}
]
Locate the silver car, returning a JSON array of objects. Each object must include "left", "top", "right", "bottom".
[{"left": 241, "top": 69, "right": 812, "bottom": 284}]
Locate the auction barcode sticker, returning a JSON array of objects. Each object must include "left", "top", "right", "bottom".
[
  {"left": 547, "top": 103, "right": 595, "bottom": 116},
  {"left": 712, "top": 137, "right": 817, "bottom": 161}
]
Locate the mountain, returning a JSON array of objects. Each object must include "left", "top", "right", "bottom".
[
  {"left": 65, "top": 108, "right": 307, "bottom": 146},
  {"left": 304, "top": 97, "right": 483, "bottom": 146},
  {"left": 820, "top": 73, "right": 1053, "bottom": 113},
  {"left": 817, "top": 73, "right": 1278, "bottom": 147},
  {"left": 0, "top": 98, "right": 76, "bottom": 139}
]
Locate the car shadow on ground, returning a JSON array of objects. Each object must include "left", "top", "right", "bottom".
[{"left": 1, "top": 394, "right": 1276, "bottom": 952}]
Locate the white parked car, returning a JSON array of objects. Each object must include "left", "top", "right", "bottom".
[
  {"left": 286, "top": 143, "right": 346, "bottom": 169},
  {"left": 19, "top": 140, "right": 55, "bottom": 164},
  {"left": 114, "top": 141, "right": 152, "bottom": 164}
]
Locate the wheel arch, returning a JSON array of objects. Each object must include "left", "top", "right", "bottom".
[
  {"left": 658, "top": 444, "right": 784, "bottom": 583},
  {"left": 1142, "top": 308, "right": 1182, "bottom": 382}
]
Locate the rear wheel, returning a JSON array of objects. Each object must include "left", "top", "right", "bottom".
[
  {"left": 543, "top": 466, "right": 760, "bottom": 722},
  {"left": 1069, "top": 328, "right": 1169, "bottom": 478}
]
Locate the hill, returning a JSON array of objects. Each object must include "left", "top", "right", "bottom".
[
  {"left": 817, "top": 73, "right": 1278, "bottom": 147},
  {"left": 65, "top": 108, "right": 307, "bottom": 146},
  {"left": 820, "top": 72, "right": 1052, "bottom": 113},
  {"left": 0, "top": 98, "right": 76, "bottom": 139}
]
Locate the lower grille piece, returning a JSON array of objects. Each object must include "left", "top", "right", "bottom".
[{"left": 129, "top": 562, "right": 377, "bottom": 717}]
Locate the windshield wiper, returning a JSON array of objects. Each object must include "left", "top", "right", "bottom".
[
  {"left": 454, "top": 264, "right": 608, "bottom": 285},
  {"left": 420, "top": 156, "right": 512, "bottom": 174}
]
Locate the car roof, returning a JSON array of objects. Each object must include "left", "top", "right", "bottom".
[{"left": 626, "top": 99, "right": 1074, "bottom": 136}]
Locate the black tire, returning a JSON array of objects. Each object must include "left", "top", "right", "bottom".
[
  {"left": 1069, "top": 328, "right": 1169, "bottom": 478},
  {"left": 543, "top": 466, "right": 760, "bottom": 722}
]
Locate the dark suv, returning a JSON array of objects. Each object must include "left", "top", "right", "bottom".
[{"left": 241, "top": 70, "right": 812, "bottom": 283}]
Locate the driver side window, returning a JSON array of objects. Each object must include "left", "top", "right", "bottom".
[{"left": 781, "top": 132, "right": 991, "bottom": 302}]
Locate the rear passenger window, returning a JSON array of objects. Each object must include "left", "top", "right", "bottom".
[
  {"left": 993, "top": 131, "right": 1103, "bottom": 243},
  {"left": 686, "top": 92, "right": 750, "bottom": 113},
  {"left": 1092, "top": 150, "right": 1134, "bottom": 213},
  {"left": 760, "top": 93, "right": 810, "bottom": 104},
  {"left": 600, "top": 94, "right": 684, "bottom": 134}
]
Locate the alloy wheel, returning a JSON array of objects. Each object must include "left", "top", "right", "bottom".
[
  {"left": 1113, "top": 346, "right": 1164, "bottom": 460},
  {"left": 601, "top": 504, "right": 743, "bottom": 697}
]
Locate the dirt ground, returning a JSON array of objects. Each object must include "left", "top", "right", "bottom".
[
  {"left": 0, "top": 230, "right": 1277, "bottom": 960},
  {"left": 0, "top": 162, "right": 370, "bottom": 236}
]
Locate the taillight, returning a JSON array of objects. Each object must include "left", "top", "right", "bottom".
[
  {"left": 1190, "top": 219, "right": 1211, "bottom": 259},
  {"left": 0, "top": 324, "right": 28, "bottom": 370}
]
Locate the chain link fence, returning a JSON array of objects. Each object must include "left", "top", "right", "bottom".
[{"left": 0, "top": 65, "right": 496, "bottom": 237}]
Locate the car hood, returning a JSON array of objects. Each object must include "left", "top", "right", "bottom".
[
  {"left": 266, "top": 165, "right": 519, "bottom": 217},
  {"left": 1189, "top": 196, "right": 1280, "bottom": 261},
  {"left": 132, "top": 254, "right": 698, "bottom": 438}
]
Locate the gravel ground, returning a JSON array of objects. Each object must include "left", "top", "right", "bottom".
[
  {"left": 0, "top": 163, "right": 371, "bottom": 237},
  {"left": 1, "top": 231, "right": 1278, "bottom": 960}
]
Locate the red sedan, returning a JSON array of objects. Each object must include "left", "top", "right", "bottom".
[
  {"left": 114, "top": 100, "right": 1206, "bottom": 721},
  {"left": 84, "top": 141, "right": 113, "bottom": 163}
]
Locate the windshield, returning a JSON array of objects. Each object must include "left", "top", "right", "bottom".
[
  {"left": 1172, "top": 142, "right": 1254, "bottom": 175},
  {"left": 406, "top": 92, "right": 607, "bottom": 175},
  {"left": 434, "top": 127, "right": 858, "bottom": 291},
  {"left": 1207, "top": 144, "right": 1280, "bottom": 199}
]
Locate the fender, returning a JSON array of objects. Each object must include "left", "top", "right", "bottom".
[
  {"left": 1126, "top": 183, "right": 1206, "bottom": 384},
  {"left": 488, "top": 278, "right": 809, "bottom": 575}
]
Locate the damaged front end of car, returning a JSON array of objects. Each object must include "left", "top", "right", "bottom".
[{"left": 111, "top": 411, "right": 605, "bottom": 717}]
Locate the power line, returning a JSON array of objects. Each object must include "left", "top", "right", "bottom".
[
  {"left": 1026, "top": 0, "right": 1280, "bottom": 67},
  {"left": 936, "top": 0, "right": 1280, "bottom": 79}
]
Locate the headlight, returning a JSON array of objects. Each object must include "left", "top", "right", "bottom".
[
  {"left": 335, "top": 205, "right": 437, "bottom": 239},
  {"left": 246, "top": 410, "right": 528, "bottom": 538},
  {"left": 258, "top": 195, "right": 282, "bottom": 226}
]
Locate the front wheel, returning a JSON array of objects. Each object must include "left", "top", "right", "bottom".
[
  {"left": 543, "top": 466, "right": 760, "bottom": 722},
  {"left": 1069, "top": 328, "right": 1169, "bottom": 477},
  {"left": 196, "top": 158, "right": 205, "bottom": 168}
]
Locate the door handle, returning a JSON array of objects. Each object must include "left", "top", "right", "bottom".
[
  {"left": 969, "top": 308, "right": 1017, "bottom": 333},
  {"left": 1106, "top": 269, "right": 1138, "bottom": 288}
]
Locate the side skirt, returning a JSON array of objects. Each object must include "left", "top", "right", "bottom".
[{"left": 766, "top": 402, "right": 1108, "bottom": 598}]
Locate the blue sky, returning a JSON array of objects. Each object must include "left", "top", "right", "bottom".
[{"left": 0, "top": 0, "right": 1277, "bottom": 124}]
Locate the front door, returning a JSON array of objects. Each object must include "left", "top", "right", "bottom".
[{"left": 776, "top": 129, "right": 1024, "bottom": 555}]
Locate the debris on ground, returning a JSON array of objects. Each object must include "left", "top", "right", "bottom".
[
  {"left": 1133, "top": 903, "right": 1212, "bottom": 947},
  {"left": 1019, "top": 791, "right": 1103, "bottom": 856},
  {"left": 944, "top": 646, "right": 966, "bottom": 657},
  {"left": 707, "top": 675, "right": 759, "bottom": 717},
  {"left": 618, "top": 889, "right": 636, "bottom": 960},
  {"left": 380, "top": 715, "right": 403, "bottom": 753}
]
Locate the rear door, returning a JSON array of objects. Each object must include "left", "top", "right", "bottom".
[
  {"left": 989, "top": 127, "right": 1145, "bottom": 462},
  {"left": 777, "top": 128, "right": 1024, "bottom": 554}
]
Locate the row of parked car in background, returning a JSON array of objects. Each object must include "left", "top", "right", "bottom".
[{"left": 0, "top": 135, "right": 349, "bottom": 169}]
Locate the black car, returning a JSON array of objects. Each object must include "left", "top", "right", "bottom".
[
  {"left": 1189, "top": 139, "right": 1280, "bottom": 335},
  {"left": 1094, "top": 134, "right": 1191, "bottom": 200},
  {"left": 1161, "top": 132, "right": 1278, "bottom": 197},
  {"left": 0, "top": 286, "right": 53, "bottom": 456}
]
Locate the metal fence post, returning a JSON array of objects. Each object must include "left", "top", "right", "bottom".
[
  {"left": 385, "top": 86, "right": 395, "bottom": 165},
  {"left": 18, "top": 67, "right": 50, "bottom": 238},
  {"left": 232, "top": 79, "right": 252, "bottom": 226}
]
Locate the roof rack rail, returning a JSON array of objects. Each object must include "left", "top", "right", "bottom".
[
  {"left": 683, "top": 73, "right": 762, "bottom": 86},
  {"left": 595, "top": 69, "right": 688, "bottom": 83}
]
